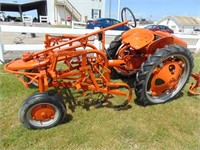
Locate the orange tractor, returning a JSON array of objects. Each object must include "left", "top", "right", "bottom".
[{"left": 4, "top": 8, "right": 196, "bottom": 129}]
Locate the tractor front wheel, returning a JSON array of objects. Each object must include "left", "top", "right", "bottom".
[
  {"left": 18, "top": 92, "right": 66, "bottom": 129},
  {"left": 134, "top": 45, "right": 194, "bottom": 105}
]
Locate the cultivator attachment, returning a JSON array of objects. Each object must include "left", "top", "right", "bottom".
[
  {"left": 4, "top": 33, "right": 132, "bottom": 109},
  {"left": 189, "top": 73, "right": 200, "bottom": 95}
]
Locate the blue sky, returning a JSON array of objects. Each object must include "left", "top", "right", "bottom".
[
  {"left": 105, "top": 0, "right": 200, "bottom": 21},
  {"left": 1, "top": 0, "right": 200, "bottom": 21}
]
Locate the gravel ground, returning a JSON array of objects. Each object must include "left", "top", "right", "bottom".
[
  {"left": 1, "top": 22, "right": 199, "bottom": 62},
  {"left": 1, "top": 29, "right": 115, "bottom": 62}
]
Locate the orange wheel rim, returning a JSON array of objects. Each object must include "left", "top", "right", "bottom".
[
  {"left": 149, "top": 61, "right": 183, "bottom": 96},
  {"left": 31, "top": 104, "right": 56, "bottom": 121},
  {"left": 115, "top": 45, "right": 142, "bottom": 75}
]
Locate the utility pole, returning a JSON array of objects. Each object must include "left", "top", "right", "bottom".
[
  {"left": 109, "top": 0, "right": 112, "bottom": 18},
  {"left": 117, "top": 0, "right": 121, "bottom": 20}
]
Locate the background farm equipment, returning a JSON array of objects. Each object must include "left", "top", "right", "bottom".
[
  {"left": 189, "top": 73, "right": 200, "bottom": 95},
  {"left": 4, "top": 8, "right": 194, "bottom": 129}
]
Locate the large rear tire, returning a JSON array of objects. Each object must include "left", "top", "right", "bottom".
[
  {"left": 106, "top": 35, "right": 122, "bottom": 59},
  {"left": 18, "top": 92, "right": 66, "bottom": 129},
  {"left": 107, "top": 35, "right": 135, "bottom": 77},
  {"left": 134, "top": 45, "right": 194, "bottom": 105}
]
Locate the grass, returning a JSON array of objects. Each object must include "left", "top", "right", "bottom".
[{"left": 0, "top": 54, "right": 200, "bottom": 150}]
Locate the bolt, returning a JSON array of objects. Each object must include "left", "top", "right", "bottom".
[{"left": 41, "top": 112, "right": 47, "bottom": 118}]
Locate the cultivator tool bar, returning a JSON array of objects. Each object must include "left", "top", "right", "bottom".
[
  {"left": 4, "top": 30, "right": 132, "bottom": 108},
  {"left": 189, "top": 73, "right": 200, "bottom": 95}
]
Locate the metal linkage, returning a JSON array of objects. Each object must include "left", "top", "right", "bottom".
[{"left": 189, "top": 72, "right": 200, "bottom": 95}]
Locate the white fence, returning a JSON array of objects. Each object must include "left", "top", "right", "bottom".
[
  {"left": 39, "top": 16, "right": 48, "bottom": 23},
  {"left": 71, "top": 21, "right": 86, "bottom": 29},
  {"left": 175, "top": 34, "right": 200, "bottom": 50},
  {"left": 22, "top": 16, "right": 33, "bottom": 25},
  {"left": 0, "top": 25, "right": 199, "bottom": 64}
]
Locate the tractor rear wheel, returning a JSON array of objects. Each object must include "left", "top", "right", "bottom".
[
  {"left": 106, "top": 35, "right": 122, "bottom": 59},
  {"left": 18, "top": 92, "right": 66, "bottom": 129},
  {"left": 107, "top": 35, "right": 135, "bottom": 77},
  {"left": 24, "top": 69, "right": 39, "bottom": 88},
  {"left": 134, "top": 45, "right": 194, "bottom": 105}
]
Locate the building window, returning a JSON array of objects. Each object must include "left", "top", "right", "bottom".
[{"left": 92, "top": 9, "right": 101, "bottom": 19}]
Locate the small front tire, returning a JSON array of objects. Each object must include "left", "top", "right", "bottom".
[{"left": 18, "top": 92, "right": 66, "bottom": 129}]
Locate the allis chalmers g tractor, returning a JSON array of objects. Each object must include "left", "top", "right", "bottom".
[{"left": 4, "top": 8, "right": 195, "bottom": 129}]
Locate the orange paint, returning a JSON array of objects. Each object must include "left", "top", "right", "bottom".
[{"left": 4, "top": 19, "right": 190, "bottom": 107}]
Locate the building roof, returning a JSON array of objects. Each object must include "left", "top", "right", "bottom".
[
  {"left": 158, "top": 16, "right": 200, "bottom": 26},
  {"left": 0, "top": 0, "right": 46, "bottom": 12}
]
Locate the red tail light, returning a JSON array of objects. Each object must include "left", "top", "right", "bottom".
[{"left": 91, "top": 21, "right": 98, "bottom": 24}]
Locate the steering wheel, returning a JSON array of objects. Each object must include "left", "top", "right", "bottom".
[{"left": 121, "top": 7, "right": 137, "bottom": 28}]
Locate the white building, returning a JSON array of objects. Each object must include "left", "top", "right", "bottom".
[
  {"left": 47, "top": 0, "right": 106, "bottom": 25},
  {"left": 0, "top": 0, "right": 105, "bottom": 25},
  {"left": 157, "top": 16, "right": 200, "bottom": 34}
]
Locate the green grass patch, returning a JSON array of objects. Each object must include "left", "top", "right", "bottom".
[{"left": 0, "top": 54, "right": 199, "bottom": 150}]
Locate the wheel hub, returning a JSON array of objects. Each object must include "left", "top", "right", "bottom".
[
  {"left": 150, "top": 61, "right": 183, "bottom": 96},
  {"left": 31, "top": 104, "right": 55, "bottom": 121}
]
